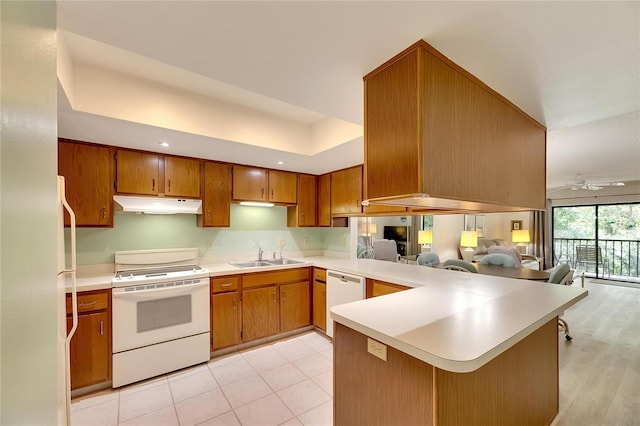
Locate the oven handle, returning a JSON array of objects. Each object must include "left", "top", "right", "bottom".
[{"left": 112, "top": 281, "right": 208, "bottom": 298}]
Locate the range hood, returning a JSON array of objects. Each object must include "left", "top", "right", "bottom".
[{"left": 114, "top": 195, "right": 202, "bottom": 215}]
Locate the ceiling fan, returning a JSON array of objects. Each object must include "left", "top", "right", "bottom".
[{"left": 547, "top": 176, "right": 625, "bottom": 192}]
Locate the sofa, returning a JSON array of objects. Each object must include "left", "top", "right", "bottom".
[{"left": 459, "top": 238, "right": 540, "bottom": 270}]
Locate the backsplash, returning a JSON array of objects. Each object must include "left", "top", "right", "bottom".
[{"left": 67, "top": 205, "right": 350, "bottom": 265}]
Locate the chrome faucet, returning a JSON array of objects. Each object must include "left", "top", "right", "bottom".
[{"left": 257, "top": 247, "right": 264, "bottom": 261}]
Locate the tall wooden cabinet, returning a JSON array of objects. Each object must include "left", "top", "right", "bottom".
[
  {"left": 287, "top": 174, "right": 317, "bottom": 227},
  {"left": 66, "top": 290, "right": 111, "bottom": 390},
  {"left": 331, "top": 166, "right": 363, "bottom": 215},
  {"left": 201, "top": 162, "right": 231, "bottom": 227},
  {"left": 58, "top": 140, "right": 114, "bottom": 227},
  {"left": 317, "top": 173, "right": 331, "bottom": 226}
]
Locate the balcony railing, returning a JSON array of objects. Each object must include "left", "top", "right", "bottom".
[{"left": 553, "top": 238, "right": 640, "bottom": 282}]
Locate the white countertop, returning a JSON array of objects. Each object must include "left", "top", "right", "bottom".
[
  {"left": 328, "top": 260, "right": 588, "bottom": 373},
  {"left": 67, "top": 256, "right": 587, "bottom": 375}
]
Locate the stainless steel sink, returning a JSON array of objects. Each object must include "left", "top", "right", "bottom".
[
  {"left": 265, "top": 258, "right": 304, "bottom": 266},
  {"left": 230, "top": 258, "right": 305, "bottom": 268},
  {"left": 230, "top": 261, "right": 273, "bottom": 268}
]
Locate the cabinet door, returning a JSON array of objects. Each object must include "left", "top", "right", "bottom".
[
  {"left": 331, "top": 166, "right": 362, "bottom": 215},
  {"left": 116, "top": 150, "right": 160, "bottom": 195},
  {"left": 280, "top": 281, "right": 311, "bottom": 332},
  {"left": 233, "top": 165, "right": 268, "bottom": 201},
  {"left": 242, "top": 286, "right": 278, "bottom": 342},
  {"left": 312, "top": 281, "right": 326, "bottom": 331},
  {"left": 268, "top": 170, "right": 297, "bottom": 203},
  {"left": 164, "top": 156, "right": 200, "bottom": 198},
  {"left": 202, "top": 162, "right": 231, "bottom": 227},
  {"left": 317, "top": 173, "right": 331, "bottom": 226},
  {"left": 297, "top": 174, "right": 317, "bottom": 226},
  {"left": 211, "top": 292, "right": 240, "bottom": 350},
  {"left": 58, "top": 141, "right": 113, "bottom": 227},
  {"left": 67, "top": 311, "right": 110, "bottom": 390}
]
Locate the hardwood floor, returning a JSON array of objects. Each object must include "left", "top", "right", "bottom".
[{"left": 553, "top": 279, "right": 640, "bottom": 426}]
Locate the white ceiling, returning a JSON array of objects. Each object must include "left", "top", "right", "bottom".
[{"left": 56, "top": 1, "right": 640, "bottom": 188}]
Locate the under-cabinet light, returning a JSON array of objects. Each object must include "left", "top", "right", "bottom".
[{"left": 239, "top": 201, "right": 275, "bottom": 207}]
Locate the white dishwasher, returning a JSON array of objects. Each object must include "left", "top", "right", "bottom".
[{"left": 326, "top": 270, "right": 365, "bottom": 338}]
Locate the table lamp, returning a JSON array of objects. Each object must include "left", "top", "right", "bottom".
[
  {"left": 512, "top": 229, "right": 531, "bottom": 254},
  {"left": 418, "top": 230, "right": 433, "bottom": 252},
  {"left": 460, "top": 231, "right": 478, "bottom": 253}
]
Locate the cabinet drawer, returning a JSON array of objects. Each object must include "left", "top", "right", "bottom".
[
  {"left": 211, "top": 276, "right": 240, "bottom": 293},
  {"left": 242, "top": 267, "right": 310, "bottom": 289},
  {"left": 66, "top": 291, "right": 109, "bottom": 314},
  {"left": 313, "top": 267, "right": 326, "bottom": 283}
]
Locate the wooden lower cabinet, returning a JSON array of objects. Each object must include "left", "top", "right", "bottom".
[
  {"left": 280, "top": 281, "right": 311, "bottom": 332},
  {"left": 312, "top": 281, "right": 326, "bottom": 331},
  {"left": 211, "top": 292, "right": 240, "bottom": 351},
  {"left": 366, "top": 279, "right": 410, "bottom": 298},
  {"left": 242, "top": 286, "right": 279, "bottom": 342},
  {"left": 66, "top": 290, "right": 111, "bottom": 390}
]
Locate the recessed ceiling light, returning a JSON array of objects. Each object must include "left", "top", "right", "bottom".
[
  {"left": 159, "top": 142, "right": 170, "bottom": 147},
  {"left": 277, "top": 161, "right": 284, "bottom": 165}
]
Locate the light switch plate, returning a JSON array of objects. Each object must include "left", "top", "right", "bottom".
[{"left": 367, "top": 338, "right": 387, "bottom": 361}]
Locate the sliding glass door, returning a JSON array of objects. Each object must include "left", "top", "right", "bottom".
[{"left": 552, "top": 203, "right": 640, "bottom": 282}]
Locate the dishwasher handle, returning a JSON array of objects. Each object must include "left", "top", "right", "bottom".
[{"left": 327, "top": 270, "right": 364, "bottom": 284}]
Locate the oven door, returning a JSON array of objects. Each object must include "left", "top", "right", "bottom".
[{"left": 112, "top": 279, "right": 210, "bottom": 353}]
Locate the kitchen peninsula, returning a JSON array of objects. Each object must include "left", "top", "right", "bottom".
[{"left": 328, "top": 260, "right": 587, "bottom": 426}]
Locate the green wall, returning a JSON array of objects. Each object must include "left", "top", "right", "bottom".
[{"left": 69, "top": 205, "right": 350, "bottom": 265}]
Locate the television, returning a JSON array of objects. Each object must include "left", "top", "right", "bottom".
[{"left": 383, "top": 226, "right": 408, "bottom": 242}]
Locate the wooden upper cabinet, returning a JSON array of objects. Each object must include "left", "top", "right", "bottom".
[
  {"left": 268, "top": 170, "right": 297, "bottom": 203},
  {"left": 116, "top": 150, "right": 200, "bottom": 198},
  {"left": 363, "top": 40, "right": 546, "bottom": 210},
  {"left": 164, "top": 156, "right": 200, "bottom": 198},
  {"left": 317, "top": 173, "right": 331, "bottom": 226},
  {"left": 287, "top": 174, "right": 317, "bottom": 227},
  {"left": 232, "top": 165, "right": 268, "bottom": 201},
  {"left": 331, "top": 166, "right": 363, "bottom": 215},
  {"left": 232, "top": 165, "right": 297, "bottom": 204},
  {"left": 116, "top": 150, "right": 160, "bottom": 195},
  {"left": 58, "top": 140, "right": 113, "bottom": 227},
  {"left": 201, "top": 162, "right": 231, "bottom": 227}
]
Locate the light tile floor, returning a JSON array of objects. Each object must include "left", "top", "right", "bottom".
[{"left": 71, "top": 331, "right": 333, "bottom": 426}]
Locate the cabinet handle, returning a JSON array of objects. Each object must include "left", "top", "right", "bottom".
[
  {"left": 272, "top": 291, "right": 276, "bottom": 303},
  {"left": 261, "top": 188, "right": 265, "bottom": 199},
  {"left": 271, "top": 189, "right": 274, "bottom": 199},
  {"left": 79, "top": 301, "right": 96, "bottom": 307},
  {"left": 101, "top": 206, "right": 106, "bottom": 219},
  {"left": 168, "top": 179, "right": 172, "bottom": 192},
  {"left": 207, "top": 210, "right": 211, "bottom": 220},
  {"left": 99, "top": 320, "right": 104, "bottom": 335},
  {"left": 232, "top": 298, "right": 237, "bottom": 310},
  {"left": 220, "top": 283, "right": 232, "bottom": 287},
  {"left": 152, "top": 178, "right": 156, "bottom": 191}
]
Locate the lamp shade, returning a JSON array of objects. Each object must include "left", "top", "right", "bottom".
[
  {"left": 460, "top": 231, "right": 478, "bottom": 248},
  {"left": 512, "top": 229, "right": 531, "bottom": 243},
  {"left": 418, "top": 230, "right": 433, "bottom": 245},
  {"left": 369, "top": 223, "right": 377, "bottom": 235}
]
